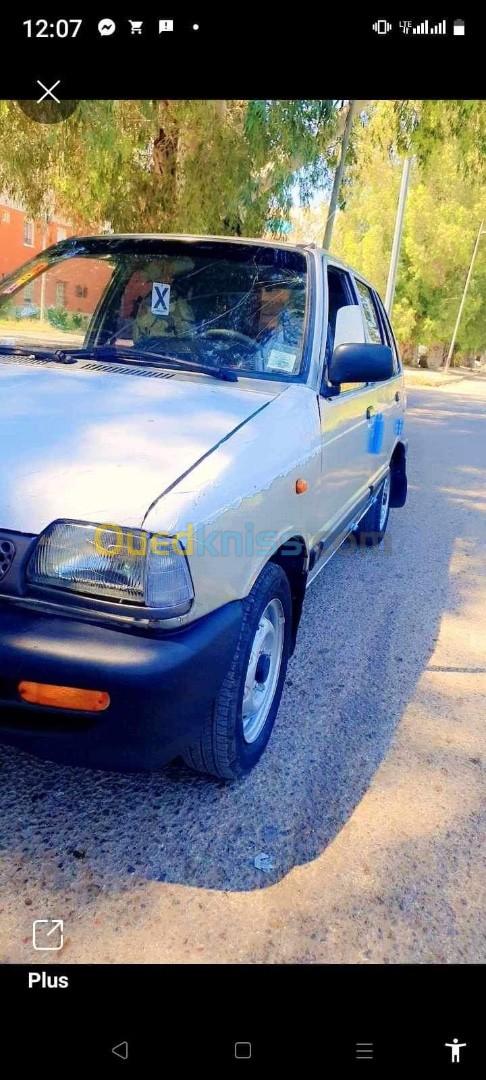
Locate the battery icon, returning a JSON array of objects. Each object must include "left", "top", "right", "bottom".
[{"left": 453, "top": 19, "right": 465, "bottom": 35}]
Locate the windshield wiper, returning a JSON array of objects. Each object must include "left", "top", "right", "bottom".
[
  {"left": 72, "top": 345, "right": 238, "bottom": 382},
  {"left": 0, "top": 344, "right": 77, "bottom": 364}
]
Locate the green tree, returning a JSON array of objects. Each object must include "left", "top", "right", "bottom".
[
  {"left": 395, "top": 99, "right": 486, "bottom": 180},
  {"left": 328, "top": 101, "right": 486, "bottom": 357},
  {"left": 0, "top": 99, "right": 338, "bottom": 237}
]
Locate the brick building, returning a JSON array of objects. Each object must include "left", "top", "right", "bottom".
[
  {"left": 0, "top": 195, "right": 72, "bottom": 278},
  {"left": 0, "top": 196, "right": 111, "bottom": 316}
]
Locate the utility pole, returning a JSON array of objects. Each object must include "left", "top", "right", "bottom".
[
  {"left": 384, "top": 156, "right": 412, "bottom": 316},
  {"left": 323, "top": 100, "right": 357, "bottom": 251},
  {"left": 444, "top": 220, "right": 485, "bottom": 371}
]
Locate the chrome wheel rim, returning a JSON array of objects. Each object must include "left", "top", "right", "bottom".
[
  {"left": 379, "top": 474, "right": 391, "bottom": 531},
  {"left": 242, "top": 598, "right": 285, "bottom": 744}
]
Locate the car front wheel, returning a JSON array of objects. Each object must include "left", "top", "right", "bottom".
[{"left": 182, "top": 562, "right": 292, "bottom": 780}]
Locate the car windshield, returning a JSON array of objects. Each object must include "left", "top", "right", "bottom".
[{"left": 0, "top": 237, "right": 309, "bottom": 379}]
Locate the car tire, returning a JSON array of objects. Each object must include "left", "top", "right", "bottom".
[
  {"left": 182, "top": 562, "right": 292, "bottom": 780},
  {"left": 353, "top": 471, "right": 391, "bottom": 546}
]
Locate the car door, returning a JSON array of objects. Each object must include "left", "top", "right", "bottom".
[
  {"left": 317, "top": 262, "right": 374, "bottom": 538},
  {"left": 353, "top": 275, "right": 401, "bottom": 483},
  {"left": 373, "top": 287, "right": 406, "bottom": 448}
]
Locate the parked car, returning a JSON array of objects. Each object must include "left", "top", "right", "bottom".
[{"left": 0, "top": 235, "right": 407, "bottom": 778}]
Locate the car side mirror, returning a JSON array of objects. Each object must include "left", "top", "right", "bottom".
[{"left": 328, "top": 342, "right": 394, "bottom": 386}]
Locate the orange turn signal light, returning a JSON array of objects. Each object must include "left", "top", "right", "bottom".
[
  {"left": 18, "top": 681, "right": 110, "bottom": 712},
  {"left": 295, "top": 478, "right": 308, "bottom": 494}
]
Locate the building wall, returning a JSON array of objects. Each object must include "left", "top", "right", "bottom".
[
  {"left": 20, "top": 259, "right": 112, "bottom": 316},
  {"left": 0, "top": 198, "right": 111, "bottom": 317},
  {"left": 0, "top": 200, "right": 70, "bottom": 279}
]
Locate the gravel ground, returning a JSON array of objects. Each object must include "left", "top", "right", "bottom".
[{"left": 1, "top": 380, "right": 485, "bottom": 963}]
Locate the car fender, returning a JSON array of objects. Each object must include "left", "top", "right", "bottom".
[{"left": 143, "top": 384, "right": 322, "bottom": 626}]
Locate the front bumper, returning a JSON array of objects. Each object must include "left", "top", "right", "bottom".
[{"left": 0, "top": 600, "right": 242, "bottom": 769}]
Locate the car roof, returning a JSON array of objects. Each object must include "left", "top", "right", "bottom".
[{"left": 69, "top": 232, "right": 308, "bottom": 255}]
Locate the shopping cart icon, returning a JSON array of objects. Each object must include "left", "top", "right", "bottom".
[{"left": 129, "top": 20, "right": 143, "bottom": 34}]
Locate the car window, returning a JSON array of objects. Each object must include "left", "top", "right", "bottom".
[
  {"left": 374, "top": 291, "right": 402, "bottom": 374},
  {"left": 110, "top": 254, "right": 307, "bottom": 377},
  {"left": 0, "top": 240, "right": 309, "bottom": 380},
  {"left": 324, "top": 264, "right": 365, "bottom": 394},
  {"left": 325, "top": 265, "right": 356, "bottom": 357},
  {"left": 354, "top": 278, "right": 384, "bottom": 345}
]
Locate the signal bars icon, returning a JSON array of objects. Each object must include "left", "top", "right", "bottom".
[
  {"left": 411, "top": 18, "right": 447, "bottom": 34},
  {"left": 412, "top": 18, "right": 447, "bottom": 34},
  {"left": 373, "top": 19, "right": 392, "bottom": 34}
]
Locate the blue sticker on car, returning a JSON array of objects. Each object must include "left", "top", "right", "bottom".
[{"left": 368, "top": 412, "right": 384, "bottom": 454}]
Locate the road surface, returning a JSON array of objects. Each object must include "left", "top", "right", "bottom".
[{"left": 1, "top": 378, "right": 485, "bottom": 963}]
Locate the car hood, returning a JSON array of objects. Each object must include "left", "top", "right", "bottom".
[{"left": 0, "top": 357, "right": 277, "bottom": 534}]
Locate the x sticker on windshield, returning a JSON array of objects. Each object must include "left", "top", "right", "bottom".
[{"left": 151, "top": 283, "right": 170, "bottom": 316}]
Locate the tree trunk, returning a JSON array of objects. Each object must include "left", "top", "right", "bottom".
[
  {"left": 152, "top": 100, "right": 178, "bottom": 180},
  {"left": 323, "top": 100, "right": 358, "bottom": 250}
]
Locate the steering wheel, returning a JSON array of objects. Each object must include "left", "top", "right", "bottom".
[
  {"left": 201, "top": 328, "right": 256, "bottom": 348},
  {"left": 199, "top": 328, "right": 263, "bottom": 370}
]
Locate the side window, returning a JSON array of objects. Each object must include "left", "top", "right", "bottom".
[
  {"left": 354, "top": 278, "right": 384, "bottom": 345},
  {"left": 324, "top": 265, "right": 366, "bottom": 394},
  {"left": 374, "top": 291, "right": 401, "bottom": 374},
  {"left": 325, "top": 265, "right": 356, "bottom": 363}
]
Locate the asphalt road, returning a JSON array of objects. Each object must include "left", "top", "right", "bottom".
[{"left": 1, "top": 378, "right": 485, "bottom": 964}]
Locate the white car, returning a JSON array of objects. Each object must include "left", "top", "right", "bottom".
[{"left": 0, "top": 235, "right": 407, "bottom": 778}]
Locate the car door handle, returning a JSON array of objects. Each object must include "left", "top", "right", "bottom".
[
  {"left": 366, "top": 405, "right": 375, "bottom": 420},
  {"left": 395, "top": 391, "right": 401, "bottom": 402}
]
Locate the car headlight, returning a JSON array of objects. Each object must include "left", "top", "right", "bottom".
[{"left": 27, "top": 520, "right": 194, "bottom": 614}]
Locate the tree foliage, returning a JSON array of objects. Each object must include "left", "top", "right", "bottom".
[
  {"left": 291, "top": 101, "right": 486, "bottom": 356},
  {"left": 0, "top": 99, "right": 338, "bottom": 237},
  {"left": 394, "top": 99, "right": 486, "bottom": 181},
  {"left": 2, "top": 97, "right": 484, "bottom": 356}
]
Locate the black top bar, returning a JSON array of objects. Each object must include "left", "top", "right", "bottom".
[{"left": 0, "top": 12, "right": 483, "bottom": 97}]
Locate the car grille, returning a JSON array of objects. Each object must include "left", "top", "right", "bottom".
[
  {"left": 0, "top": 355, "right": 175, "bottom": 379},
  {"left": 79, "top": 363, "right": 175, "bottom": 379}
]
